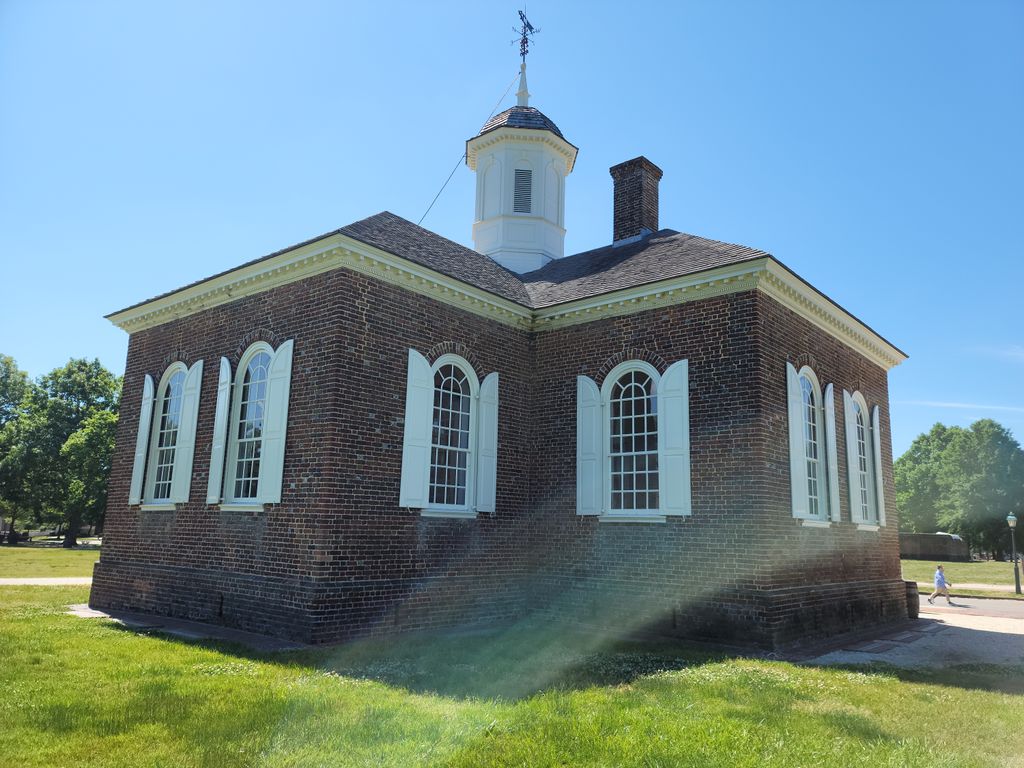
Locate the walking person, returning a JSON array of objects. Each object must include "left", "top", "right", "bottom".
[{"left": 927, "top": 564, "right": 953, "bottom": 605}]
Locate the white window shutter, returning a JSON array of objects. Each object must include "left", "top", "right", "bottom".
[
  {"left": 576, "top": 375, "right": 602, "bottom": 515},
  {"left": 129, "top": 374, "right": 155, "bottom": 505},
  {"left": 259, "top": 339, "right": 293, "bottom": 504},
  {"left": 786, "top": 362, "right": 808, "bottom": 518},
  {"left": 823, "top": 383, "right": 841, "bottom": 522},
  {"left": 658, "top": 359, "right": 692, "bottom": 516},
  {"left": 843, "top": 389, "right": 859, "bottom": 522},
  {"left": 206, "top": 357, "right": 232, "bottom": 504},
  {"left": 399, "top": 348, "right": 433, "bottom": 508},
  {"left": 871, "top": 405, "right": 886, "bottom": 526},
  {"left": 475, "top": 372, "right": 499, "bottom": 513},
  {"left": 169, "top": 360, "right": 204, "bottom": 503}
]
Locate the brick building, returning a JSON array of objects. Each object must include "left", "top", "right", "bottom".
[{"left": 90, "top": 64, "right": 908, "bottom": 649}]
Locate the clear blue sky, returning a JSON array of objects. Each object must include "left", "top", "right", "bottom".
[{"left": 2, "top": 1, "right": 1022, "bottom": 457}]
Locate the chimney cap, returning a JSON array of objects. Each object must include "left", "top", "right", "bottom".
[{"left": 609, "top": 156, "right": 663, "bottom": 181}]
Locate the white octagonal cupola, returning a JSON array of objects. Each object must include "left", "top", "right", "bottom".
[{"left": 465, "top": 65, "right": 578, "bottom": 274}]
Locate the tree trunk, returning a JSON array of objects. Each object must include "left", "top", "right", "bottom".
[
  {"left": 62, "top": 508, "right": 82, "bottom": 549},
  {"left": 4, "top": 509, "right": 17, "bottom": 545}
]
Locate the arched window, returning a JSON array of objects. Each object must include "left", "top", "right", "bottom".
[
  {"left": 576, "top": 359, "right": 691, "bottom": 521},
  {"left": 800, "top": 375, "right": 822, "bottom": 517},
  {"left": 210, "top": 339, "right": 294, "bottom": 507},
  {"left": 843, "top": 389, "right": 886, "bottom": 527},
  {"left": 399, "top": 349, "right": 499, "bottom": 517},
  {"left": 231, "top": 349, "right": 272, "bottom": 500},
  {"left": 128, "top": 360, "right": 204, "bottom": 507},
  {"left": 429, "top": 359, "right": 477, "bottom": 508},
  {"left": 607, "top": 366, "right": 660, "bottom": 513},
  {"left": 786, "top": 363, "right": 839, "bottom": 523},
  {"left": 146, "top": 364, "right": 186, "bottom": 502}
]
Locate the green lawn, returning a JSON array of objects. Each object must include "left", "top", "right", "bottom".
[
  {"left": 1, "top": 587, "right": 1022, "bottom": 767},
  {"left": 0, "top": 545, "right": 100, "bottom": 577},
  {"left": 901, "top": 558, "right": 1019, "bottom": 588}
]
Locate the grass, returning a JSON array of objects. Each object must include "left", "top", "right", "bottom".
[
  {"left": 1, "top": 587, "right": 1023, "bottom": 767},
  {"left": 0, "top": 544, "right": 100, "bottom": 577}
]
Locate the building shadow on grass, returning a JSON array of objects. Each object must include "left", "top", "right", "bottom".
[{"left": 108, "top": 617, "right": 731, "bottom": 700}]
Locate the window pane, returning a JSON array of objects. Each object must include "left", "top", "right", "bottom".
[
  {"left": 428, "top": 363, "right": 472, "bottom": 507},
  {"left": 608, "top": 369, "right": 659, "bottom": 511},
  {"left": 232, "top": 352, "right": 271, "bottom": 499}
]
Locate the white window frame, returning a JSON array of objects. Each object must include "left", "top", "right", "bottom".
[
  {"left": 219, "top": 340, "right": 294, "bottom": 508},
  {"left": 844, "top": 389, "right": 885, "bottom": 528},
  {"left": 143, "top": 362, "right": 188, "bottom": 506},
  {"left": 577, "top": 358, "right": 691, "bottom": 523},
  {"left": 399, "top": 349, "right": 499, "bottom": 519},
  {"left": 787, "top": 364, "right": 842, "bottom": 525},
  {"left": 601, "top": 360, "right": 663, "bottom": 521},
  {"left": 424, "top": 353, "right": 480, "bottom": 517}
]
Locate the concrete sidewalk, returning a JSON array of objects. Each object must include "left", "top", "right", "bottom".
[
  {"left": 0, "top": 577, "right": 92, "bottom": 585},
  {"left": 811, "top": 596, "right": 1024, "bottom": 668}
]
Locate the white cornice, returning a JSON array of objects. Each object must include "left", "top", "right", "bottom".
[
  {"left": 106, "top": 233, "right": 534, "bottom": 334},
  {"left": 757, "top": 261, "right": 906, "bottom": 370},
  {"left": 531, "top": 261, "right": 768, "bottom": 332},
  {"left": 465, "top": 127, "right": 578, "bottom": 174},
  {"left": 108, "top": 244, "right": 907, "bottom": 372}
]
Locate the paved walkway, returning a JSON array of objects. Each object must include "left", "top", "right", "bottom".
[
  {"left": 0, "top": 576, "right": 92, "bottom": 585},
  {"left": 914, "top": 580, "right": 1016, "bottom": 593},
  {"left": 811, "top": 596, "right": 1024, "bottom": 668}
]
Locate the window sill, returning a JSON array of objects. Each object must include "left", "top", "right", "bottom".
[
  {"left": 218, "top": 503, "right": 265, "bottom": 512},
  {"left": 421, "top": 508, "right": 477, "bottom": 520},
  {"left": 598, "top": 513, "right": 666, "bottom": 524},
  {"left": 856, "top": 523, "right": 881, "bottom": 532},
  {"left": 139, "top": 503, "right": 176, "bottom": 512},
  {"left": 799, "top": 518, "right": 831, "bottom": 528}
]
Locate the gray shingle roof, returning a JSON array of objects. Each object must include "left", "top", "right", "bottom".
[
  {"left": 519, "top": 230, "right": 770, "bottom": 308},
  {"left": 339, "top": 213, "right": 533, "bottom": 306},
  {"left": 109, "top": 213, "right": 770, "bottom": 317},
  {"left": 478, "top": 106, "right": 566, "bottom": 140}
]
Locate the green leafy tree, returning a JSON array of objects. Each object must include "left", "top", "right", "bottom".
[
  {"left": 0, "top": 354, "right": 29, "bottom": 427},
  {"left": 896, "top": 419, "right": 1024, "bottom": 557},
  {"left": 60, "top": 410, "right": 118, "bottom": 545},
  {"left": 895, "top": 423, "right": 961, "bottom": 533},
  {"left": 943, "top": 420, "right": 1024, "bottom": 557},
  {"left": 0, "top": 356, "right": 33, "bottom": 541},
  {"left": 0, "top": 358, "right": 120, "bottom": 546}
]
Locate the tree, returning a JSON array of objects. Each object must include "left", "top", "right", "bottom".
[
  {"left": 895, "top": 423, "right": 961, "bottom": 533},
  {"left": 896, "top": 419, "right": 1024, "bottom": 557},
  {"left": 943, "top": 420, "right": 1024, "bottom": 557},
  {"left": 0, "top": 355, "right": 33, "bottom": 542},
  {"left": 0, "top": 357, "right": 120, "bottom": 546},
  {"left": 0, "top": 354, "right": 29, "bottom": 427},
  {"left": 60, "top": 410, "right": 118, "bottom": 545}
]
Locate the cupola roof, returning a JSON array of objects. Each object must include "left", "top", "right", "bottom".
[{"left": 477, "top": 105, "right": 565, "bottom": 140}]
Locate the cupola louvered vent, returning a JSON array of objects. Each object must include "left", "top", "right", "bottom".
[{"left": 513, "top": 169, "right": 532, "bottom": 213}]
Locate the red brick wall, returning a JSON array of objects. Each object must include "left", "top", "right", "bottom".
[
  {"left": 522, "top": 289, "right": 904, "bottom": 647},
  {"left": 92, "top": 267, "right": 535, "bottom": 643},
  {"left": 92, "top": 271, "right": 905, "bottom": 648}
]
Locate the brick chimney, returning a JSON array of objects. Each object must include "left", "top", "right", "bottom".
[{"left": 609, "top": 156, "right": 663, "bottom": 246}]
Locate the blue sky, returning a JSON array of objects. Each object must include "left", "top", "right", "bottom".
[{"left": 1, "top": 1, "right": 1021, "bottom": 457}]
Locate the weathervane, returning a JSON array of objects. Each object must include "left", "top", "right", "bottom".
[{"left": 515, "top": 10, "right": 539, "bottom": 63}]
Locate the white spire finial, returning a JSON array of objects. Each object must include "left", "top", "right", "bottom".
[{"left": 517, "top": 62, "right": 530, "bottom": 107}]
